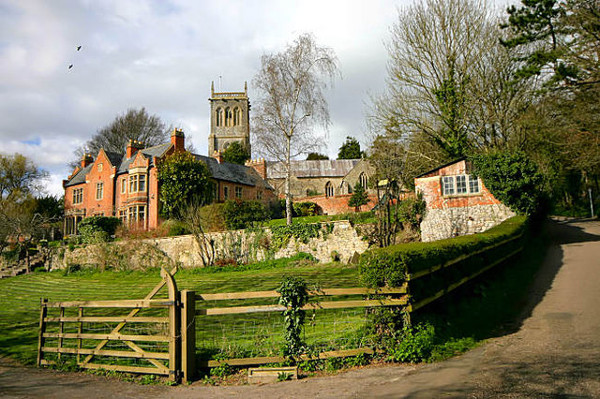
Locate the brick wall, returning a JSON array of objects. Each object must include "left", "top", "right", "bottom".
[{"left": 415, "top": 159, "right": 515, "bottom": 241}]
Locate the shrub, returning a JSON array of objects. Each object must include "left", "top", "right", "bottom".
[
  {"left": 222, "top": 199, "right": 269, "bottom": 230},
  {"left": 293, "top": 201, "right": 321, "bottom": 217},
  {"left": 388, "top": 323, "right": 436, "bottom": 363},
  {"left": 359, "top": 215, "right": 527, "bottom": 289},
  {"left": 470, "top": 151, "right": 543, "bottom": 215},
  {"left": 161, "top": 219, "right": 189, "bottom": 236},
  {"left": 78, "top": 216, "right": 120, "bottom": 244}
]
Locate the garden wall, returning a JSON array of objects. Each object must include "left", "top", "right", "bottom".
[{"left": 52, "top": 220, "right": 369, "bottom": 270}]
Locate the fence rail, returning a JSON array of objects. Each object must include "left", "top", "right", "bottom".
[
  {"left": 37, "top": 230, "right": 525, "bottom": 382},
  {"left": 37, "top": 267, "right": 181, "bottom": 381}
]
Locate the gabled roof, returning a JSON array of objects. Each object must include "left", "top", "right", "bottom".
[
  {"left": 117, "top": 143, "right": 171, "bottom": 174},
  {"left": 64, "top": 164, "right": 92, "bottom": 187},
  {"left": 104, "top": 151, "right": 122, "bottom": 167},
  {"left": 267, "top": 159, "right": 360, "bottom": 179},
  {"left": 415, "top": 157, "right": 466, "bottom": 179},
  {"left": 194, "top": 154, "right": 273, "bottom": 189},
  {"left": 64, "top": 141, "right": 273, "bottom": 190}
]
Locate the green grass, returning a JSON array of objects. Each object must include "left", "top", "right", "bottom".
[
  {"left": 0, "top": 255, "right": 363, "bottom": 366},
  {"left": 265, "top": 211, "right": 376, "bottom": 227}
]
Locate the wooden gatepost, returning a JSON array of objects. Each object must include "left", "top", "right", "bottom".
[{"left": 37, "top": 267, "right": 195, "bottom": 383}]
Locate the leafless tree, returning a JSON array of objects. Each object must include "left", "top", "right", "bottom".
[
  {"left": 369, "top": 0, "right": 532, "bottom": 165},
  {"left": 70, "top": 107, "right": 171, "bottom": 169},
  {"left": 252, "top": 33, "right": 339, "bottom": 225},
  {"left": 178, "top": 200, "right": 215, "bottom": 267}
]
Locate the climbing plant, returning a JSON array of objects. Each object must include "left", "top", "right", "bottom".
[{"left": 277, "top": 276, "right": 309, "bottom": 360}]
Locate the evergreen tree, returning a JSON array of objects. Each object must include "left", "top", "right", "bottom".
[
  {"left": 337, "top": 137, "right": 364, "bottom": 159},
  {"left": 348, "top": 181, "right": 369, "bottom": 212}
]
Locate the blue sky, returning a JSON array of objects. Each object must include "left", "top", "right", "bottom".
[{"left": 0, "top": 0, "right": 513, "bottom": 196}]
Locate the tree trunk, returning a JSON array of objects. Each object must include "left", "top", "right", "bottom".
[{"left": 286, "top": 136, "right": 293, "bottom": 226}]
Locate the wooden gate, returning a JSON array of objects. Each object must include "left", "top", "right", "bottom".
[{"left": 37, "top": 267, "right": 182, "bottom": 381}]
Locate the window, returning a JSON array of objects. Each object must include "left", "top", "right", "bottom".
[
  {"left": 138, "top": 175, "right": 146, "bottom": 192},
  {"left": 456, "top": 175, "right": 467, "bottom": 194},
  {"left": 95, "top": 183, "right": 103, "bottom": 200},
  {"left": 235, "top": 186, "right": 243, "bottom": 199},
  {"left": 128, "top": 174, "right": 147, "bottom": 193},
  {"left": 442, "top": 175, "right": 481, "bottom": 196},
  {"left": 234, "top": 107, "right": 241, "bottom": 126},
  {"left": 225, "top": 108, "right": 233, "bottom": 127},
  {"left": 216, "top": 108, "right": 223, "bottom": 127},
  {"left": 359, "top": 173, "right": 368, "bottom": 190},
  {"left": 119, "top": 209, "right": 127, "bottom": 223},
  {"left": 442, "top": 176, "right": 455, "bottom": 195},
  {"left": 325, "top": 181, "right": 334, "bottom": 198},
  {"left": 126, "top": 205, "right": 146, "bottom": 224},
  {"left": 72, "top": 188, "right": 83, "bottom": 204},
  {"left": 223, "top": 186, "right": 229, "bottom": 199},
  {"left": 469, "top": 175, "right": 480, "bottom": 193},
  {"left": 121, "top": 178, "right": 126, "bottom": 194},
  {"left": 98, "top": 163, "right": 103, "bottom": 172},
  {"left": 256, "top": 190, "right": 262, "bottom": 200}
]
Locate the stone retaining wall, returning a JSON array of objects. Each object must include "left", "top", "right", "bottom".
[
  {"left": 52, "top": 220, "right": 369, "bottom": 270},
  {"left": 420, "top": 203, "right": 515, "bottom": 242}
]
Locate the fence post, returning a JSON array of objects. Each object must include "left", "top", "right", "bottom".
[
  {"left": 58, "top": 306, "right": 64, "bottom": 360},
  {"left": 37, "top": 298, "right": 48, "bottom": 367},
  {"left": 77, "top": 307, "right": 83, "bottom": 364},
  {"left": 181, "top": 290, "right": 196, "bottom": 383},
  {"left": 162, "top": 268, "right": 180, "bottom": 382}
]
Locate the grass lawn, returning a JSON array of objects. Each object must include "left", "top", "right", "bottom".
[
  {"left": 0, "top": 254, "right": 364, "bottom": 366},
  {"left": 265, "top": 211, "right": 376, "bottom": 227}
]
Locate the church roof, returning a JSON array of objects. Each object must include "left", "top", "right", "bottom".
[{"left": 267, "top": 159, "right": 360, "bottom": 179}]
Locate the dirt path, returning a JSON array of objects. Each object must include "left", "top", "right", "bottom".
[{"left": 2, "top": 219, "right": 599, "bottom": 398}]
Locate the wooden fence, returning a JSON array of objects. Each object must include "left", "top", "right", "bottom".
[
  {"left": 194, "top": 285, "right": 409, "bottom": 368},
  {"left": 38, "top": 267, "right": 183, "bottom": 381},
  {"left": 37, "top": 232, "right": 524, "bottom": 382}
]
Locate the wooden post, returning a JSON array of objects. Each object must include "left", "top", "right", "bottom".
[
  {"left": 77, "top": 307, "right": 83, "bottom": 364},
  {"left": 181, "top": 290, "right": 196, "bottom": 383},
  {"left": 37, "top": 298, "right": 48, "bottom": 367},
  {"left": 57, "top": 307, "right": 64, "bottom": 360},
  {"left": 161, "top": 268, "right": 180, "bottom": 382}
]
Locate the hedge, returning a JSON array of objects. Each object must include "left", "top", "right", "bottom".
[{"left": 359, "top": 216, "right": 528, "bottom": 293}]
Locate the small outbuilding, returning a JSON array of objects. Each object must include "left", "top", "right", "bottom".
[{"left": 414, "top": 158, "right": 515, "bottom": 242}]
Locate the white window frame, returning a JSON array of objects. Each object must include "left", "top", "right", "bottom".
[
  {"left": 95, "top": 183, "right": 103, "bottom": 200},
  {"left": 441, "top": 174, "right": 481, "bottom": 196},
  {"left": 235, "top": 186, "right": 243, "bottom": 199},
  {"left": 73, "top": 188, "right": 83, "bottom": 204}
]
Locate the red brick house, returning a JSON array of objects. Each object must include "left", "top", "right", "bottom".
[
  {"left": 414, "top": 158, "right": 515, "bottom": 242},
  {"left": 63, "top": 129, "right": 275, "bottom": 235}
]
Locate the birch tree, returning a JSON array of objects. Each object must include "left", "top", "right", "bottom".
[{"left": 252, "top": 33, "right": 339, "bottom": 225}]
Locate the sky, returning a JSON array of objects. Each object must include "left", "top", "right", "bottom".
[{"left": 0, "top": 0, "right": 513, "bottom": 197}]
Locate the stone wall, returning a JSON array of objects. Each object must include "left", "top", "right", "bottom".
[
  {"left": 52, "top": 220, "right": 369, "bottom": 270},
  {"left": 420, "top": 204, "right": 515, "bottom": 242}
]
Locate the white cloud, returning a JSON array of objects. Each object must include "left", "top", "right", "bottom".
[{"left": 0, "top": 0, "right": 512, "bottom": 197}]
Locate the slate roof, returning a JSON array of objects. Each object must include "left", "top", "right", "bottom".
[
  {"left": 64, "top": 142, "right": 272, "bottom": 190},
  {"left": 194, "top": 154, "right": 273, "bottom": 189},
  {"left": 415, "top": 157, "right": 466, "bottom": 179},
  {"left": 63, "top": 164, "right": 93, "bottom": 187},
  {"left": 267, "top": 159, "right": 360, "bottom": 179}
]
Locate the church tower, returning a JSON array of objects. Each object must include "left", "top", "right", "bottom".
[{"left": 208, "top": 82, "right": 251, "bottom": 156}]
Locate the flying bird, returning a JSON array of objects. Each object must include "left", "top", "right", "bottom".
[
  {"left": 68, "top": 64, "right": 73, "bottom": 69},
  {"left": 77, "top": 45, "right": 82, "bottom": 51}
]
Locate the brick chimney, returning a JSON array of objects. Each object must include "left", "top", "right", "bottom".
[
  {"left": 171, "top": 128, "right": 185, "bottom": 152},
  {"left": 245, "top": 158, "right": 267, "bottom": 179},
  {"left": 212, "top": 150, "right": 224, "bottom": 164},
  {"left": 126, "top": 140, "right": 144, "bottom": 158},
  {"left": 81, "top": 153, "right": 94, "bottom": 168}
]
